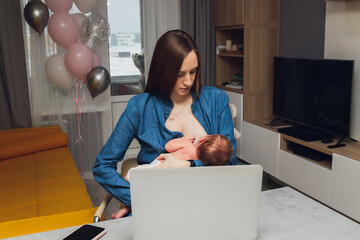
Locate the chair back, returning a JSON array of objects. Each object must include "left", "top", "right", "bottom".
[{"left": 120, "top": 158, "right": 138, "bottom": 177}]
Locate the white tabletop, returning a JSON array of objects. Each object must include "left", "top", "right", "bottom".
[{"left": 6, "top": 187, "right": 360, "bottom": 240}]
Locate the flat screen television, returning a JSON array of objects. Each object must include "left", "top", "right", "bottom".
[{"left": 273, "top": 57, "right": 354, "bottom": 140}]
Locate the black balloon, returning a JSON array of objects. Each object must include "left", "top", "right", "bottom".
[
  {"left": 24, "top": 0, "right": 49, "bottom": 35},
  {"left": 86, "top": 66, "right": 110, "bottom": 98}
]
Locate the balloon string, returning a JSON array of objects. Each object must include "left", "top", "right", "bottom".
[
  {"left": 75, "top": 79, "right": 83, "bottom": 173},
  {"left": 78, "top": 80, "right": 83, "bottom": 122},
  {"left": 78, "top": 79, "right": 87, "bottom": 124}
]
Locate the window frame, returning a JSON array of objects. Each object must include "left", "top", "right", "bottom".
[{"left": 107, "top": 0, "right": 144, "bottom": 96}]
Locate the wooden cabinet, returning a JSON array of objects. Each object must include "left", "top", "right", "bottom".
[
  {"left": 241, "top": 121, "right": 280, "bottom": 176},
  {"left": 214, "top": 0, "right": 244, "bottom": 27},
  {"left": 214, "top": 0, "right": 280, "bottom": 122},
  {"left": 277, "top": 129, "right": 360, "bottom": 220},
  {"left": 278, "top": 150, "right": 331, "bottom": 204},
  {"left": 242, "top": 119, "right": 360, "bottom": 219},
  {"left": 329, "top": 153, "right": 360, "bottom": 222},
  {"left": 215, "top": 26, "right": 244, "bottom": 94}
]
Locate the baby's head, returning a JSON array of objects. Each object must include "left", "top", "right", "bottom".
[{"left": 196, "top": 134, "right": 233, "bottom": 166}]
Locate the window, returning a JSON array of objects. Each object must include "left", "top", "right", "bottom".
[{"left": 107, "top": 0, "right": 144, "bottom": 96}]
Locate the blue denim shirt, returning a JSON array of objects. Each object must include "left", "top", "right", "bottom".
[{"left": 93, "top": 86, "right": 238, "bottom": 206}]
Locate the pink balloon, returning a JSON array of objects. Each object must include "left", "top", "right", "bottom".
[
  {"left": 45, "top": 0, "right": 74, "bottom": 13},
  {"left": 93, "top": 51, "right": 101, "bottom": 67},
  {"left": 65, "top": 43, "right": 94, "bottom": 79},
  {"left": 48, "top": 12, "right": 79, "bottom": 49}
]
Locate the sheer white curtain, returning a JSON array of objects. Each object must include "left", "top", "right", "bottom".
[
  {"left": 20, "top": 0, "right": 111, "bottom": 179},
  {"left": 142, "top": 0, "right": 181, "bottom": 78}
]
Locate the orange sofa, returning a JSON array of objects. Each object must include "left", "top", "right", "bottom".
[{"left": 0, "top": 126, "right": 97, "bottom": 239}]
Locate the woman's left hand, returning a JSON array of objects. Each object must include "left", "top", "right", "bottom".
[{"left": 156, "top": 154, "right": 190, "bottom": 168}]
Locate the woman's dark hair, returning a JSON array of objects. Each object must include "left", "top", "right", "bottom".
[{"left": 145, "top": 30, "right": 202, "bottom": 98}]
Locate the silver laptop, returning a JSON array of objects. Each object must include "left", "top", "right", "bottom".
[{"left": 130, "top": 164, "right": 263, "bottom": 240}]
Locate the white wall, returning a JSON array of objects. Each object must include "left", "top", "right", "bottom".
[{"left": 325, "top": 1, "right": 360, "bottom": 140}]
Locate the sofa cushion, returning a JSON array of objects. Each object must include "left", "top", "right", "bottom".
[
  {"left": 0, "top": 185, "right": 37, "bottom": 209},
  {"left": 0, "top": 169, "right": 36, "bottom": 191},
  {"left": 38, "top": 192, "right": 93, "bottom": 216},
  {"left": 0, "top": 132, "right": 68, "bottom": 160},
  {"left": 0, "top": 204, "right": 38, "bottom": 222},
  {"left": 37, "top": 177, "right": 89, "bottom": 202},
  {"left": 0, "top": 155, "right": 34, "bottom": 176},
  {"left": 0, "top": 126, "right": 61, "bottom": 145},
  {"left": 0, "top": 127, "right": 96, "bottom": 238},
  {"left": 35, "top": 148, "right": 74, "bottom": 169},
  {"left": 0, "top": 147, "right": 94, "bottom": 221}
]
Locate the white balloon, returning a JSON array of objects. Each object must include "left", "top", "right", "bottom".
[
  {"left": 72, "top": 13, "right": 87, "bottom": 42},
  {"left": 74, "top": 0, "right": 100, "bottom": 14},
  {"left": 80, "top": 13, "right": 110, "bottom": 49},
  {"left": 45, "top": 54, "right": 75, "bottom": 89}
]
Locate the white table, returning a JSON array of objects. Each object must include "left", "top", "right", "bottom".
[{"left": 6, "top": 187, "right": 360, "bottom": 240}]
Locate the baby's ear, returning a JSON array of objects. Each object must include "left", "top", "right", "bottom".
[{"left": 197, "top": 136, "right": 207, "bottom": 144}]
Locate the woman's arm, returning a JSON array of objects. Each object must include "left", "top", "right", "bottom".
[{"left": 93, "top": 97, "right": 139, "bottom": 206}]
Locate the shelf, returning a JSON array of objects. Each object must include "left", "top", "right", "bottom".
[
  {"left": 217, "top": 85, "right": 244, "bottom": 94},
  {"left": 246, "top": 119, "right": 360, "bottom": 162},
  {"left": 215, "top": 25, "right": 244, "bottom": 31},
  {"left": 281, "top": 138, "right": 332, "bottom": 170},
  {"left": 218, "top": 53, "right": 244, "bottom": 58},
  {"left": 215, "top": 0, "right": 280, "bottom": 121}
]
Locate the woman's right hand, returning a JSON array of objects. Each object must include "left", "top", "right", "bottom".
[{"left": 156, "top": 154, "right": 190, "bottom": 168}]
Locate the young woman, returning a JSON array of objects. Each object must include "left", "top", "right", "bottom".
[{"left": 93, "top": 29, "right": 237, "bottom": 215}]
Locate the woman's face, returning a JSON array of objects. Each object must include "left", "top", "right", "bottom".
[{"left": 171, "top": 50, "right": 198, "bottom": 99}]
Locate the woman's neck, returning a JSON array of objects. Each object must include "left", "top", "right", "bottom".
[
  {"left": 170, "top": 93, "right": 192, "bottom": 106},
  {"left": 167, "top": 93, "right": 192, "bottom": 121}
]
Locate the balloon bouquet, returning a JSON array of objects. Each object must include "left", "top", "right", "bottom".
[
  {"left": 24, "top": 0, "right": 111, "bottom": 99},
  {"left": 24, "top": 0, "right": 111, "bottom": 144}
]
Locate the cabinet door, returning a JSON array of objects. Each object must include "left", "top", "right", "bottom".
[
  {"left": 278, "top": 150, "right": 331, "bottom": 204},
  {"left": 329, "top": 154, "right": 360, "bottom": 222},
  {"left": 225, "top": 91, "right": 243, "bottom": 158},
  {"left": 214, "top": 0, "right": 244, "bottom": 27},
  {"left": 241, "top": 121, "right": 279, "bottom": 176},
  {"left": 111, "top": 101, "right": 140, "bottom": 159}
]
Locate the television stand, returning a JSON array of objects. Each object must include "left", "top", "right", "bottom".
[
  {"left": 328, "top": 136, "right": 358, "bottom": 149},
  {"left": 278, "top": 126, "right": 333, "bottom": 142}
]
